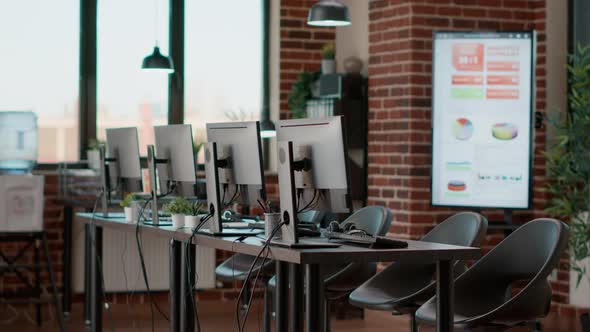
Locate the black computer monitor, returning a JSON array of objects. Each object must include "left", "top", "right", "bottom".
[
  {"left": 276, "top": 116, "right": 351, "bottom": 246},
  {"left": 203, "top": 121, "right": 266, "bottom": 235}
]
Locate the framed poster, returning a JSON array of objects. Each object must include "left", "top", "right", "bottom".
[{"left": 431, "top": 31, "right": 535, "bottom": 209}]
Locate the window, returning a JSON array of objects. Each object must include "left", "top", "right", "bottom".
[
  {"left": 0, "top": 1, "right": 79, "bottom": 162},
  {"left": 97, "top": 0, "right": 170, "bottom": 155},
  {"left": 185, "top": 0, "right": 263, "bottom": 161}
]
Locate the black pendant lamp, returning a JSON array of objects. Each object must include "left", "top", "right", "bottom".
[
  {"left": 307, "top": 0, "right": 351, "bottom": 27},
  {"left": 142, "top": 46, "right": 174, "bottom": 73},
  {"left": 142, "top": 0, "right": 174, "bottom": 73}
]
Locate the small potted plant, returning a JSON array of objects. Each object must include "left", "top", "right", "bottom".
[
  {"left": 163, "top": 197, "right": 191, "bottom": 228},
  {"left": 185, "top": 201, "right": 205, "bottom": 229},
  {"left": 321, "top": 42, "right": 336, "bottom": 74},
  {"left": 87, "top": 138, "right": 104, "bottom": 171},
  {"left": 120, "top": 193, "right": 139, "bottom": 223}
]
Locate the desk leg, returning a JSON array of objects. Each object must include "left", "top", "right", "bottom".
[
  {"left": 289, "top": 263, "right": 303, "bottom": 332},
  {"left": 62, "top": 205, "right": 73, "bottom": 318},
  {"left": 306, "top": 264, "right": 323, "bottom": 332},
  {"left": 169, "top": 240, "right": 181, "bottom": 332},
  {"left": 89, "top": 225, "right": 103, "bottom": 332},
  {"left": 436, "top": 260, "right": 453, "bottom": 332},
  {"left": 84, "top": 224, "right": 91, "bottom": 325},
  {"left": 275, "top": 261, "right": 289, "bottom": 332},
  {"left": 180, "top": 243, "right": 196, "bottom": 332}
]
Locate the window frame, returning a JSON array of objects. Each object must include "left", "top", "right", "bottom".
[{"left": 74, "top": 0, "right": 270, "bottom": 164}]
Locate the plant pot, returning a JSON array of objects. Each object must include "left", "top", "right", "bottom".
[
  {"left": 124, "top": 204, "right": 139, "bottom": 223},
  {"left": 582, "top": 313, "right": 590, "bottom": 332},
  {"left": 321, "top": 59, "right": 336, "bottom": 74},
  {"left": 87, "top": 149, "right": 101, "bottom": 171},
  {"left": 172, "top": 214, "right": 184, "bottom": 228},
  {"left": 185, "top": 215, "right": 199, "bottom": 228}
]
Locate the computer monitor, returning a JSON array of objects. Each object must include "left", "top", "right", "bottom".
[
  {"left": 203, "top": 121, "right": 266, "bottom": 235},
  {"left": 154, "top": 124, "right": 197, "bottom": 191},
  {"left": 146, "top": 124, "right": 196, "bottom": 225},
  {"left": 276, "top": 116, "right": 351, "bottom": 246},
  {"left": 105, "top": 127, "right": 142, "bottom": 193}
]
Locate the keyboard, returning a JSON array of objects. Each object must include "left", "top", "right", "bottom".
[{"left": 323, "top": 231, "right": 408, "bottom": 249}]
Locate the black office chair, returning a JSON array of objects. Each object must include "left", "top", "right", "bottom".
[
  {"left": 322, "top": 205, "right": 393, "bottom": 331},
  {"left": 348, "top": 212, "right": 488, "bottom": 332},
  {"left": 415, "top": 218, "right": 568, "bottom": 332},
  {"left": 214, "top": 210, "right": 327, "bottom": 331}
]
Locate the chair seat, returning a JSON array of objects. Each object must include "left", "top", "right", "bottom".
[
  {"left": 215, "top": 254, "right": 274, "bottom": 281},
  {"left": 415, "top": 301, "right": 474, "bottom": 327}
]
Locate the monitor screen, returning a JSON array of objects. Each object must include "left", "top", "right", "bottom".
[{"left": 431, "top": 31, "right": 535, "bottom": 209}]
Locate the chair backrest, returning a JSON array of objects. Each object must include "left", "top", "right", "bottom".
[
  {"left": 451, "top": 218, "right": 569, "bottom": 321},
  {"left": 421, "top": 212, "right": 488, "bottom": 248},
  {"left": 464, "top": 218, "right": 567, "bottom": 283},
  {"left": 298, "top": 210, "right": 325, "bottom": 224},
  {"left": 341, "top": 206, "right": 392, "bottom": 236}
]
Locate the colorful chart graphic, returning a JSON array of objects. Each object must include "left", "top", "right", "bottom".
[
  {"left": 452, "top": 118, "right": 474, "bottom": 140},
  {"left": 447, "top": 180, "right": 466, "bottom": 192},
  {"left": 492, "top": 123, "right": 518, "bottom": 140}
]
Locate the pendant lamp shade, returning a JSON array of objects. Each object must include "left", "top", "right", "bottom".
[
  {"left": 307, "top": 0, "right": 351, "bottom": 27},
  {"left": 142, "top": 46, "right": 174, "bottom": 73}
]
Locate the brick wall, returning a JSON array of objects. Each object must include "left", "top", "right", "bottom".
[
  {"left": 367, "top": 0, "right": 576, "bottom": 315},
  {"left": 279, "top": 0, "right": 336, "bottom": 120}
]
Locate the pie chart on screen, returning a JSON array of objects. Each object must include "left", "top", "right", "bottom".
[{"left": 452, "top": 118, "right": 474, "bottom": 140}]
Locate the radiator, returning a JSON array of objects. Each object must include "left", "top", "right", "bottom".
[{"left": 72, "top": 217, "right": 216, "bottom": 293}]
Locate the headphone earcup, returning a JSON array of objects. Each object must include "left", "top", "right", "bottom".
[
  {"left": 327, "top": 221, "right": 341, "bottom": 233},
  {"left": 343, "top": 223, "right": 356, "bottom": 232}
]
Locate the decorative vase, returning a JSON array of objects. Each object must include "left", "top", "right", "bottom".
[
  {"left": 172, "top": 214, "right": 184, "bottom": 228},
  {"left": 87, "top": 149, "right": 101, "bottom": 171},
  {"left": 321, "top": 59, "right": 336, "bottom": 74},
  {"left": 343, "top": 56, "right": 363, "bottom": 74},
  {"left": 185, "top": 215, "right": 199, "bottom": 228}
]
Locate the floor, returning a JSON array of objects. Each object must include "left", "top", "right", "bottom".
[{"left": 0, "top": 301, "right": 581, "bottom": 331}]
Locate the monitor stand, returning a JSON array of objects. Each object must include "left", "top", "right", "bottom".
[
  {"left": 145, "top": 144, "right": 171, "bottom": 227},
  {"left": 275, "top": 141, "right": 341, "bottom": 249}
]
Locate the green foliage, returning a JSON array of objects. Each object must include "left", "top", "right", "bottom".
[
  {"left": 187, "top": 201, "right": 205, "bottom": 216},
  {"left": 88, "top": 139, "right": 105, "bottom": 151},
  {"left": 545, "top": 43, "right": 590, "bottom": 287},
  {"left": 322, "top": 42, "right": 335, "bottom": 60},
  {"left": 162, "top": 197, "right": 192, "bottom": 215},
  {"left": 287, "top": 71, "right": 320, "bottom": 119},
  {"left": 120, "top": 193, "right": 137, "bottom": 208}
]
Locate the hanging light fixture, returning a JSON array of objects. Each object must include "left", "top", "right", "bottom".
[
  {"left": 142, "top": 46, "right": 174, "bottom": 73},
  {"left": 307, "top": 0, "right": 351, "bottom": 27},
  {"left": 142, "top": 0, "right": 174, "bottom": 73}
]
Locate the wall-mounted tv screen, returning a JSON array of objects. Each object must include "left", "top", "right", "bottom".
[{"left": 431, "top": 31, "right": 535, "bottom": 209}]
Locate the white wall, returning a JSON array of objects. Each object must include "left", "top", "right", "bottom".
[{"left": 335, "top": 0, "right": 369, "bottom": 76}]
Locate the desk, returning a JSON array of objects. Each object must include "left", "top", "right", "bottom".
[{"left": 76, "top": 213, "right": 480, "bottom": 332}]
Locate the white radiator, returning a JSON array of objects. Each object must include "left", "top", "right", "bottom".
[{"left": 72, "top": 217, "right": 216, "bottom": 293}]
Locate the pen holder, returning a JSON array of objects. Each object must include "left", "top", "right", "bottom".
[{"left": 264, "top": 213, "right": 282, "bottom": 240}]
